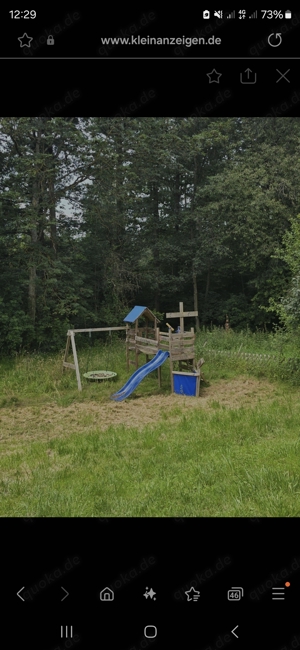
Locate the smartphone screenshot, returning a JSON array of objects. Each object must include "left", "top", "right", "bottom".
[{"left": 1, "top": 6, "right": 300, "bottom": 649}]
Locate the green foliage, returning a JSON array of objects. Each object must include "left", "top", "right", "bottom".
[
  {"left": 0, "top": 300, "right": 34, "bottom": 353},
  {"left": 1, "top": 117, "right": 300, "bottom": 353},
  {"left": 268, "top": 214, "right": 300, "bottom": 328},
  {"left": 197, "top": 325, "right": 300, "bottom": 385},
  {"left": 278, "top": 276, "right": 300, "bottom": 327},
  {"left": 222, "top": 294, "right": 254, "bottom": 329}
]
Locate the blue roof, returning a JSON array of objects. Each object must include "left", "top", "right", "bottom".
[{"left": 123, "top": 306, "right": 159, "bottom": 323}]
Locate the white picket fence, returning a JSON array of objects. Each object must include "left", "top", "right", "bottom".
[{"left": 204, "top": 348, "right": 300, "bottom": 368}]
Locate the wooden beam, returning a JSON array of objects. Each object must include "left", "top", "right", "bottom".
[
  {"left": 169, "top": 332, "right": 195, "bottom": 339},
  {"left": 135, "top": 335, "right": 158, "bottom": 346},
  {"left": 166, "top": 311, "right": 198, "bottom": 318},
  {"left": 166, "top": 301, "right": 198, "bottom": 332},
  {"left": 196, "top": 374, "right": 200, "bottom": 397},
  {"left": 170, "top": 347, "right": 195, "bottom": 355},
  {"left": 67, "top": 327, "right": 127, "bottom": 334},
  {"left": 136, "top": 346, "right": 158, "bottom": 356},
  {"left": 135, "top": 319, "right": 138, "bottom": 368},
  {"left": 172, "top": 371, "right": 200, "bottom": 376},
  {"left": 62, "top": 334, "right": 71, "bottom": 373},
  {"left": 70, "top": 331, "right": 82, "bottom": 391},
  {"left": 171, "top": 353, "right": 195, "bottom": 361},
  {"left": 63, "top": 362, "right": 76, "bottom": 370}
]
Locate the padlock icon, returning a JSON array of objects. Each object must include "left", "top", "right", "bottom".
[
  {"left": 203, "top": 10, "right": 210, "bottom": 19},
  {"left": 285, "top": 10, "right": 292, "bottom": 19},
  {"left": 47, "top": 35, "right": 54, "bottom": 45}
]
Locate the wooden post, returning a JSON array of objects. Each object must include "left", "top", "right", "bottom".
[
  {"left": 157, "top": 364, "right": 161, "bottom": 388},
  {"left": 196, "top": 373, "right": 200, "bottom": 397},
  {"left": 179, "top": 301, "right": 184, "bottom": 333},
  {"left": 62, "top": 334, "right": 71, "bottom": 373},
  {"left": 156, "top": 327, "right": 161, "bottom": 387},
  {"left": 145, "top": 317, "right": 149, "bottom": 364},
  {"left": 166, "top": 301, "right": 198, "bottom": 333},
  {"left": 169, "top": 331, "right": 174, "bottom": 392},
  {"left": 126, "top": 324, "right": 129, "bottom": 372},
  {"left": 135, "top": 318, "right": 139, "bottom": 369},
  {"left": 70, "top": 331, "right": 82, "bottom": 391},
  {"left": 190, "top": 327, "right": 195, "bottom": 372}
]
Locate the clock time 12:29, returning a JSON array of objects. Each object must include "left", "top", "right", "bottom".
[{"left": 9, "top": 10, "right": 36, "bottom": 19}]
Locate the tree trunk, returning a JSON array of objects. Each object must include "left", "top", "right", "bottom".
[
  {"left": 205, "top": 265, "right": 210, "bottom": 301},
  {"left": 28, "top": 124, "right": 41, "bottom": 325},
  {"left": 49, "top": 201, "right": 57, "bottom": 254},
  {"left": 193, "top": 271, "right": 200, "bottom": 331},
  {"left": 48, "top": 146, "right": 57, "bottom": 256},
  {"left": 115, "top": 119, "right": 125, "bottom": 247},
  {"left": 174, "top": 170, "right": 180, "bottom": 231},
  {"left": 151, "top": 181, "right": 160, "bottom": 310},
  {"left": 28, "top": 226, "right": 37, "bottom": 323},
  {"left": 203, "top": 264, "right": 210, "bottom": 323}
]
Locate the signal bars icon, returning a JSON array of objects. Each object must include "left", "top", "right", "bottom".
[
  {"left": 226, "top": 11, "right": 236, "bottom": 19},
  {"left": 249, "top": 10, "right": 258, "bottom": 19}
]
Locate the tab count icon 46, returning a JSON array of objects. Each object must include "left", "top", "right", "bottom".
[{"left": 227, "top": 587, "right": 244, "bottom": 600}]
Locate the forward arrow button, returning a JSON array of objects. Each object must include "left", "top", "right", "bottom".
[{"left": 61, "top": 587, "right": 69, "bottom": 601}]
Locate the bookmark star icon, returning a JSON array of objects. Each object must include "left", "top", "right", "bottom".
[
  {"left": 18, "top": 33, "right": 33, "bottom": 48},
  {"left": 185, "top": 587, "right": 200, "bottom": 601},
  {"left": 207, "top": 68, "right": 222, "bottom": 83}
]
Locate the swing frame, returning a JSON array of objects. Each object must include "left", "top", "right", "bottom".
[{"left": 62, "top": 326, "right": 127, "bottom": 391}]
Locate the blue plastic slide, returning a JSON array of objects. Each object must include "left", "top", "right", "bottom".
[{"left": 110, "top": 350, "right": 169, "bottom": 401}]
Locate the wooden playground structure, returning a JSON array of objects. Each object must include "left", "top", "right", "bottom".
[
  {"left": 125, "top": 302, "right": 202, "bottom": 396},
  {"left": 63, "top": 302, "right": 204, "bottom": 395}
]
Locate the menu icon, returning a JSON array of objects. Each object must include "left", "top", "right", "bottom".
[{"left": 272, "top": 587, "right": 285, "bottom": 600}]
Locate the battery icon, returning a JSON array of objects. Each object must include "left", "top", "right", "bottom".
[{"left": 285, "top": 10, "right": 292, "bottom": 19}]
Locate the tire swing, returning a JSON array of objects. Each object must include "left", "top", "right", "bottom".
[{"left": 83, "top": 329, "right": 117, "bottom": 383}]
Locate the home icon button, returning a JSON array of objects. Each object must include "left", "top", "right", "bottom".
[
  {"left": 100, "top": 587, "right": 114, "bottom": 601},
  {"left": 144, "top": 626, "right": 157, "bottom": 639}
]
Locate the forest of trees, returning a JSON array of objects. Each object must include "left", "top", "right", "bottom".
[{"left": 0, "top": 116, "right": 300, "bottom": 353}]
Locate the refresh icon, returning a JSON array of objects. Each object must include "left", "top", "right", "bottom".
[{"left": 268, "top": 33, "right": 282, "bottom": 47}]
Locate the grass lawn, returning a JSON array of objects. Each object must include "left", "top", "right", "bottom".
[{"left": 1, "top": 332, "right": 300, "bottom": 516}]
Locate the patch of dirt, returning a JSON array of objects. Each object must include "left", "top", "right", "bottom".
[
  {"left": 0, "top": 377, "right": 279, "bottom": 448},
  {"left": 200, "top": 376, "right": 277, "bottom": 408}
]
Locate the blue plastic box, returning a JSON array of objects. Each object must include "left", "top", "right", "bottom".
[{"left": 173, "top": 372, "right": 200, "bottom": 397}]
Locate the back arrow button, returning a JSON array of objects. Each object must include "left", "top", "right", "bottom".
[
  {"left": 61, "top": 587, "right": 69, "bottom": 601},
  {"left": 231, "top": 625, "right": 239, "bottom": 638},
  {"left": 17, "top": 587, "right": 25, "bottom": 601}
]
